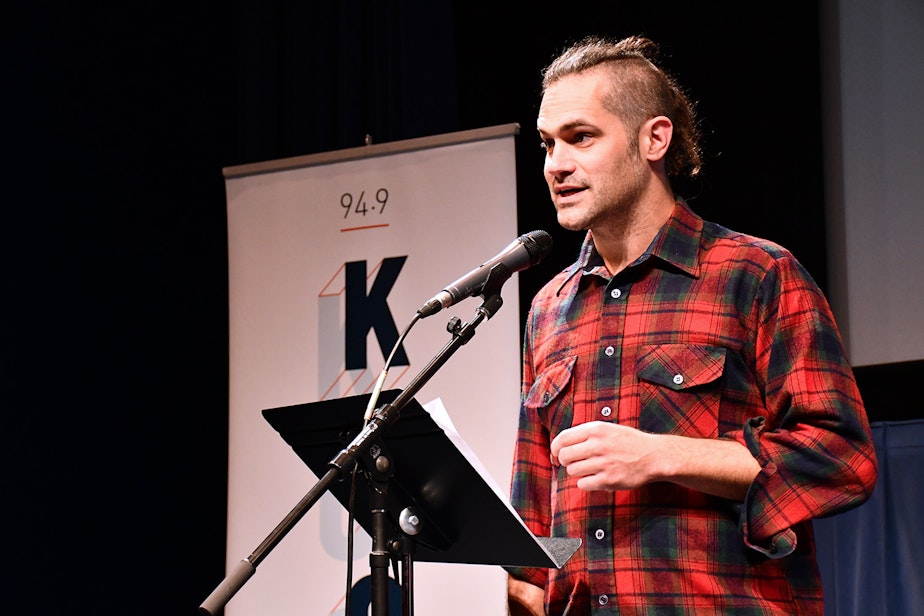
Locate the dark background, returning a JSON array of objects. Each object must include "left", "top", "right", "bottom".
[{"left": 6, "top": 2, "right": 906, "bottom": 613}]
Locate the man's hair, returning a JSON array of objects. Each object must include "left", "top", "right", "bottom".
[{"left": 542, "top": 35, "right": 703, "bottom": 180}]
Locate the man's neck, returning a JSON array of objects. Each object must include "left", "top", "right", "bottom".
[{"left": 591, "top": 194, "right": 676, "bottom": 275}]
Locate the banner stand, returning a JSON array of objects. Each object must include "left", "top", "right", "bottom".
[{"left": 223, "top": 123, "right": 523, "bottom": 615}]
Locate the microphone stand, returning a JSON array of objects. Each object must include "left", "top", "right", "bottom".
[{"left": 199, "top": 278, "right": 507, "bottom": 616}]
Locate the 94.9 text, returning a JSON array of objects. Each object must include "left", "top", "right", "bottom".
[{"left": 341, "top": 189, "right": 389, "bottom": 219}]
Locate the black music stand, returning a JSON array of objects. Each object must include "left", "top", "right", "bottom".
[
  {"left": 262, "top": 389, "right": 580, "bottom": 613},
  {"left": 200, "top": 291, "right": 575, "bottom": 616}
]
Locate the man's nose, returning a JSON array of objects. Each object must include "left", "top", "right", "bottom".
[{"left": 545, "top": 145, "right": 575, "bottom": 180}]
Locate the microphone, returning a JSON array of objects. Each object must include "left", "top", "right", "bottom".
[{"left": 417, "top": 230, "right": 553, "bottom": 318}]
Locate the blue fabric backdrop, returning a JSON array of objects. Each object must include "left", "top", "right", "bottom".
[{"left": 816, "top": 419, "right": 924, "bottom": 615}]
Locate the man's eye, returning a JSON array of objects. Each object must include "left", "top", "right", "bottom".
[{"left": 539, "top": 140, "right": 552, "bottom": 151}]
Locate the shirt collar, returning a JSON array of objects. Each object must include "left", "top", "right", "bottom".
[{"left": 555, "top": 199, "right": 703, "bottom": 296}]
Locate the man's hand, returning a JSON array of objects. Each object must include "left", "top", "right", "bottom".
[
  {"left": 508, "top": 577, "right": 544, "bottom": 616},
  {"left": 551, "top": 421, "right": 660, "bottom": 491},
  {"left": 550, "top": 421, "right": 760, "bottom": 500}
]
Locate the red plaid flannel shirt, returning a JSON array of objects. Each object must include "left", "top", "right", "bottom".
[{"left": 508, "top": 201, "right": 877, "bottom": 614}]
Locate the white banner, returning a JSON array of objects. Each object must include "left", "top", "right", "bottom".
[{"left": 223, "top": 125, "right": 522, "bottom": 615}]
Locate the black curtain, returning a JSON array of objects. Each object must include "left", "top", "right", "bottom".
[
  {"left": 9, "top": 2, "right": 913, "bottom": 614},
  {"left": 234, "top": 0, "right": 461, "bottom": 162}
]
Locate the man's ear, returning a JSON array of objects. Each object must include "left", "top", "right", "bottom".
[{"left": 640, "top": 115, "right": 673, "bottom": 162}]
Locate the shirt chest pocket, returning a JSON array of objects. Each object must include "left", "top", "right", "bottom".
[
  {"left": 524, "top": 356, "right": 576, "bottom": 441},
  {"left": 637, "top": 344, "right": 726, "bottom": 438}
]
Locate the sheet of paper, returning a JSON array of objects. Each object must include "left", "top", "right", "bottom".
[{"left": 422, "top": 397, "right": 532, "bottom": 527}]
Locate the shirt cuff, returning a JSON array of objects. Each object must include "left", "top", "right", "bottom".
[
  {"left": 733, "top": 416, "right": 798, "bottom": 559},
  {"left": 736, "top": 499, "right": 798, "bottom": 559}
]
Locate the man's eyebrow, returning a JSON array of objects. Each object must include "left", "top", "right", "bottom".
[{"left": 537, "top": 119, "right": 595, "bottom": 134}]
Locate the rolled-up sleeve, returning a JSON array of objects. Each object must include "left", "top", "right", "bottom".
[{"left": 728, "top": 256, "right": 878, "bottom": 556}]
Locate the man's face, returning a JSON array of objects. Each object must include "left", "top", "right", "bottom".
[{"left": 537, "top": 68, "right": 647, "bottom": 232}]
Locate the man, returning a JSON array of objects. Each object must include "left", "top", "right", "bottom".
[{"left": 506, "top": 35, "right": 878, "bottom": 615}]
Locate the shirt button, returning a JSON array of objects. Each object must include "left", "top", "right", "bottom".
[
  {"left": 598, "top": 594, "right": 609, "bottom": 606},
  {"left": 672, "top": 373, "right": 684, "bottom": 385},
  {"left": 604, "top": 346, "right": 615, "bottom": 357},
  {"left": 594, "top": 528, "right": 605, "bottom": 540},
  {"left": 610, "top": 288, "right": 622, "bottom": 299},
  {"left": 601, "top": 406, "right": 612, "bottom": 417}
]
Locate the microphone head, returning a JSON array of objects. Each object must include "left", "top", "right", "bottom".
[{"left": 519, "top": 230, "right": 554, "bottom": 266}]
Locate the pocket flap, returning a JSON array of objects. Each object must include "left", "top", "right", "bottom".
[
  {"left": 637, "top": 344, "right": 726, "bottom": 390},
  {"left": 525, "top": 356, "right": 577, "bottom": 408}
]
